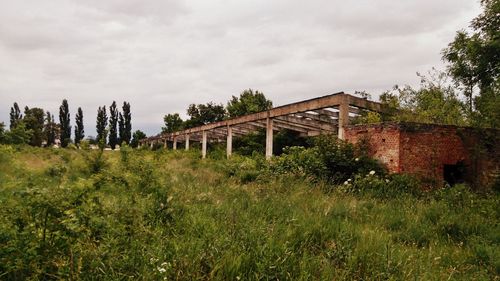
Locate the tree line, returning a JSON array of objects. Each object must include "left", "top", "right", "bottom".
[
  {"left": 0, "top": 100, "right": 142, "bottom": 149},
  {"left": 162, "top": 89, "right": 273, "bottom": 133}
]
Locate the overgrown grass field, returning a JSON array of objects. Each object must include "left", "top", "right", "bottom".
[{"left": 0, "top": 145, "right": 498, "bottom": 280}]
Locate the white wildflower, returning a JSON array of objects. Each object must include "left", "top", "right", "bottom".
[
  {"left": 369, "top": 170, "right": 376, "bottom": 175},
  {"left": 344, "top": 181, "right": 349, "bottom": 185},
  {"left": 348, "top": 178, "right": 352, "bottom": 182},
  {"left": 385, "top": 179, "right": 390, "bottom": 183},
  {"left": 355, "top": 158, "right": 359, "bottom": 162},
  {"left": 157, "top": 267, "right": 166, "bottom": 273}
]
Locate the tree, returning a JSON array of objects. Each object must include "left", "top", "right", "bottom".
[
  {"left": 9, "top": 102, "right": 23, "bottom": 130},
  {"left": 96, "top": 106, "right": 108, "bottom": 147},
  {"left": 162, "top": 113, "right": 184, "bottom": 133},
  {"left": 0, "top": 122, "right": 5, "bottom": 143},
  {"left": 59, "top": 99, "right": 71, "bottom": 147},
  {"left": 119, "top": 102, "right": 132, "bottom": 144},
  {"left": 130, "top": 130, "right": 146, "bottom": 148},
  {"left": 227, "top": 89, "right": 273, "bottom": 117},
  {"left": 442, "top": 0, "right": 499, "bottom": 127},
  {"left": 23, "top": 107, "right": 45, "bottom": 147},
  {"left": 377, "top": 70, "right": 467, "bottom": 126},
  {"left": 184, "top": 102, "right": 226, "bottom": 128},
  {"left": 108, "top": 101, "right": 118, "bottom": 149},
  {"left": 44, "top": 111, "right": 57, "bottom": 147},
  {"left": 75, "top": 107, "right": 84, "bottom": 146},
  {"left": 3, "top": 122, "right": 32, "bottom": 145}
]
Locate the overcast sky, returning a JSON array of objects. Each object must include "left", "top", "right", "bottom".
[{"left": 0, "top": 0, "right": 481, "bottom": 136}]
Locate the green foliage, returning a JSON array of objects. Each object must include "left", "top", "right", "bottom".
[
  {"left": 226, "top": 89, "right": 273, "bottom": 118},
  {"left": 96, "top": 105, "right": 107, "bottom": 147},
  {"left": 0, "top": 147, "right": 497, "bottom": 280},
  {"left": 379, "top": 70, "right": 468, "bottom": 125},
  {"left": 442, "top": 0, "right": 499, "bottom": 127},
  {"left": 9, "top": 102, "right": 22, "bottom": 130},
  {"left": 3, "top": 122, "right": 33, "bottom": 145},
  {"left": 44, "top": 111, "right": 57, "bottom": 147},
  {"left": 59, "top": 99, "right": 71, "bottom": 148},
  {"left": 130, "top": 130, "right": 146, "bottom": 148},
  {"left": 162, "top": 113, "right": 184, "bottom": 133},
  {"left": 185, "top": 102, "right": 226, "bottom": 128},
  {"left": 74, "top": 107, "right": 84, "bottom": 145},
  {"left": 23, "top": 107, "right": 45, "bottom": 147},
  {"left": 118, "top": 101, "right": 132, "bottom": 145},
  {"left": 108, "top": 101, "right": 118, "bottom": 149},
  {"left": 267, "top": 135, "right": 386, "bottom": 184}
]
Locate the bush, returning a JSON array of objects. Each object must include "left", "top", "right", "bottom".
[{"left": 267, "top": 135, "right": 386, "bottom": 184}]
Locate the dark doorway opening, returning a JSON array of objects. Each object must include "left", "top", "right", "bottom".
[{"left": 443, "top": 162, "right": 465, "bottom": 186}]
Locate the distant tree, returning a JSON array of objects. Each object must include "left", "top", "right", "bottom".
[
  {"left": 74, "top": 107, "right": 84, "bottom": 146},
  {"left": 378, "top": 70, "right": 467, "bottom": 126},
  {"left": 108, "top": 101, "right": 118, "bottom": 149},
  {"left": 44, "top": 111, "right": 57, "bottom": 146},
  {"left": 442, "top": 0, "right": 499, "bottom": 127},
  {"left": 162, "top": 113, "right": 184, "bottom": 133},
  {"left": 184, "top": 102, "right": 226, "bottom": 128},
  {"left": 59, "top": 99, "right": 71, "bottom": 147},
  {"left": 118, "top": 102, "right": 132, "bottom": 144},
  {"left": 0, "top": 122, "right": 5, "bottom": 143},
  {"left": 23, "top": 107, "right": 45, "bottom": 147},
  {"left": 9, "top": 102, "right": 23, "bottom": 129},
  {"left": 3, "top": 122, "right": 32, "bottom": 145},
  {"left": 226, "top": 89, "right": 273, "bottom": 117},
  {"left": 96, "top": 106, "right": 108, "bottom": 147},
  {"left": 130, "top": 130, "right": 146, "bottom": 148}
]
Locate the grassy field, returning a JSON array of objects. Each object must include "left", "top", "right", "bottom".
[{"left": 0, "top": 145, "right": 498, "bottom": 280}]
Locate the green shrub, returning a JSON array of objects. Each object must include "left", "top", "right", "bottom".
[{"left": 267, "top": 135, "right": 386, "bottom": 185}]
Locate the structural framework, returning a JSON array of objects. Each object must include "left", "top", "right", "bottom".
[{"left": 140, "top": 92, "right": 384, "bottom": 158}]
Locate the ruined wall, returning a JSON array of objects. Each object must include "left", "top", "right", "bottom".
[
  {"left": 345, "top": 122, "right": 499, "bottom": 188},
  {"left": 398, "top": 123, "right": 469, "bottom": 185},
  {"left": 344, "top": 123, "right": 401, "bottom": 173}
]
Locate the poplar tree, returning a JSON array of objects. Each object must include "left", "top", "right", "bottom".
[
  {"left": 74, "top": 107, "right": 84, "bottom": 145},
  {"left": 59, "top": 99, "right": 71, "bottom": 147},
  {"left": 108, "top": 101, "right": 118, "bottom": 149},
  {"left": 120, "top": 101, "right": 132, "bottom": 144},
  {"left": 44, "top": 111, "right": 57, "bottom": 146},
  {"left": 9, "top": 102, "right": 22, "bottom": 129},
  {"left": 96, "top": 106, "right": 107, "bottom": 148}
]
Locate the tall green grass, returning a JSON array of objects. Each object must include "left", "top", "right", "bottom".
[{"left": 0, "top": 145, "right": 498, "bottom": 280}]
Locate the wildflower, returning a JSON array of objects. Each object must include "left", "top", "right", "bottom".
[
  {"left": 355, "top": 158, "right": 359, "bottom": 162},
  {"left": 157, "top": 267, "right": 166, "bottom": 273},
  {"left": 385, "top": 179, "right": 389, "bottom": 183},
  {"left": 369, "top": 170, "right": 376, "bottom": 175},
  {"left": 347, "top": 178, "right": 352, "bottom": 182},
  {"left": 344, "top": 181, "right": 349, "bottom": 185}
]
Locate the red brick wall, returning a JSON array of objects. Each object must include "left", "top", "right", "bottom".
[
  {"left": 344, "top": 123, "right": 401, "bottom": 173},
  {"left": 398, "top": 124, "right": 468, "bottom": 184},
  {"left": 345, "top": 122, "right": 499, "bottom": 188}
]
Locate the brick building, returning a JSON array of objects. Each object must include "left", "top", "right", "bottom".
[{"left": 345, "top": 122, "right": 499, "bottom": 189}]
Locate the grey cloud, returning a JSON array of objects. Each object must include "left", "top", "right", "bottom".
[{"left": 0, "top": 0, "right": 482, "bottom": 136}]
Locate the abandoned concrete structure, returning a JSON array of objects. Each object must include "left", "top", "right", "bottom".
[
  {"left": 345, "top": 122, "right": 499, "bottom": 188},
  {"left": 140, "top": 92, "right": 499, "bottom": 187},
  {"left": 140, "top": 92, "right": 383, "bottom": 158}
]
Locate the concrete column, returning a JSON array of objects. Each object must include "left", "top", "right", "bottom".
[
  {"left": 338, "top": 100, "right": 349, "bottom": 140},
  {"left": 185, "top": 134, "right": 190, "bottom": 151},
  {"left": 164, "top": 139, "right": 167, "bottom": 149},
  {"left": 265, "top": 117, "right": 273, "bottom": 159},
  {"left": 226, "top": 125, "right": 232, "bottom": 158},
  {"left": 202, "top": 130, "right": 207, "bottom": 159},
  {"left": 173, "top": 136, "right": 177, "bottom": 150},
  {"left": 150, "top": 141, "right": 153, "bottom": 149}
]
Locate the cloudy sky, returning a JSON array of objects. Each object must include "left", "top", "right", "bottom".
[{"left": 0, "top": 0, "right": 481, "bottom": 136}]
